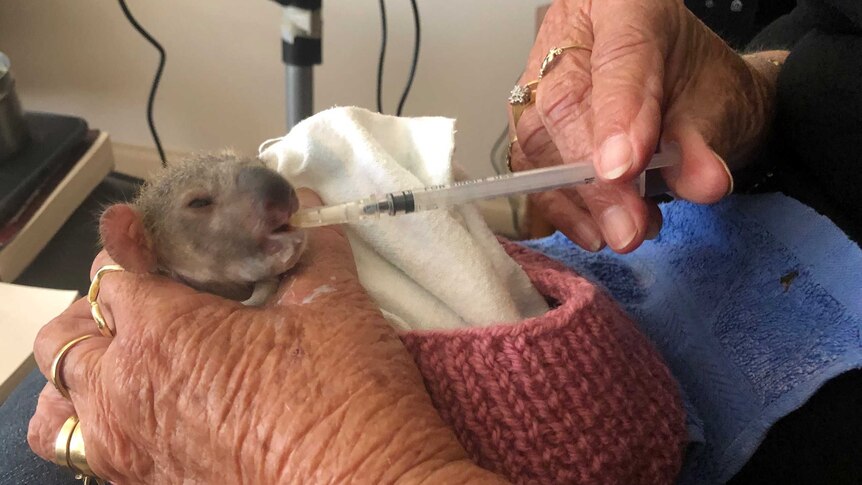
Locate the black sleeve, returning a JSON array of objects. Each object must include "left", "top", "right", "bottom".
[
  {"left": 685, "top": 0, "right": 796, "bottom": 50},
  {"left": 739, "top": 0, "right": 862, "bottom": 244},
  {"left": 747, "top": 0, "right": 858, "bottom": 49},
  {"left": 730, "top": 8, "right": 862, "bottom": 480}
]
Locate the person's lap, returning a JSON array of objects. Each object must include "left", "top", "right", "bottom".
[
  {"left": 0, "top": 368, "right": 78, "bottom": 485},
  {"left": 2, "top": 339, "right": 859, "bottom": 484}
]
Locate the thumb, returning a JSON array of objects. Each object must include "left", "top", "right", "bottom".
[
  {"left": 275, "top": 188, "right": 363, "bottom": 307},
  {"left": 659, "top": 123, "right": 733, "bottom": 203},
  {"left": 589, "top": 1, "right": 668, "bottom": 182}
]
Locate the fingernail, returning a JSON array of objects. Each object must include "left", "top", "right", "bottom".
[
  {"left": 713, "top": 150, "right": 734, "bottom": 196},
  {"left": 599, "top": 134, "right": 633, "bottom": 180},
  {"left": 574, "top": 220, "right": 603, "bottom": 252},
  {"left": 600, "top": 205, "right": 637, "bottom": 250}
]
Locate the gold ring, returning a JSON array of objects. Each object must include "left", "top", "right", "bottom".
[
  {"left": 55, "top": 415, "right": 106, "bottom": 484},
  {"left": 51, "top": 334, "right": 98, "bottom": 399},
  {"left": 55, "top": 415, "right": 79, "bottom": 468},
  {"left": 508, "top": 80, "right": 538, "bottom": 128},
  {"left": 88, "top": 264, "right": 124, "bottom": 337},
  {"left": 538, "top": 44, "right": 592, "bottom": 79},
  {"left": 68, "top": 419, "right": 95, "bottom": 476},
  {"left": 506, "top": 138, "right": 518, "bottom": 172}
]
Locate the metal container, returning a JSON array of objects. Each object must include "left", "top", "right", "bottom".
[{"left": 0, "top": 52, "right": 30, "bottom": 161}]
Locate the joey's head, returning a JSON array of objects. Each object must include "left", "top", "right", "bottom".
[{"left": 100, "top": 151, "right": 306, "bottom": 298}]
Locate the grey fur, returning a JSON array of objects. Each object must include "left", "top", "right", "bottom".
[{"left": 131, "top": 150, "right": 306, "bottom": 303}]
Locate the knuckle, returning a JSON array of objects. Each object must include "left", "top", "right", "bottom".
[
  {"left": 517, "top": 129, "right": 562, "bottom": 169},
  {"left": 592, "top": 24, "right": 660, "bottom": 74},
  {"left": 26, "top": 415, "right": 51, "bottom": 461},
  {"left": 89, "top": 250, "right": 115, "bottom": 279},
  {"left": 33, "top": 323, "right": 59, "bottom": 370},
  {"left": 33, "top": 325, "right": 49, "bottom": 356},
  {"left": 538, "top": 72, "right": 591, "bottom": 131}
]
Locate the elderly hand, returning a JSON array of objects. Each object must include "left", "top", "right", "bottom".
[
  {"left": 511, "top": 0, "right": 784, "bottom": 252},
  {"left": 27, "top": 190, "right": 506, "bottom": 484}
]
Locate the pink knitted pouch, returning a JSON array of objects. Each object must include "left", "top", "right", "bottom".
[{"left": 400, "top": 241, "right": 687, "bottom": 485}]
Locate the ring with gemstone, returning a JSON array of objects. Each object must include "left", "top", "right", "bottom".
[{"left": 508, "top": 80, "right": 538, "bottom": 128}]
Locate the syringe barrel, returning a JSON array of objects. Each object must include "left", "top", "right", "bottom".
[
  {"left": 290, "top": 152, "right": 677, "bottom": 227},
  {"left": 410, "top": 153, "right": 675, "bottom": 211}
]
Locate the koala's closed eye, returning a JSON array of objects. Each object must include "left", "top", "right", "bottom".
[
  {"left": 187, "top": 197, "right": 214, "bottom": 209},
  {"left": 101, "top": 152, "right": 305, "bottom": 307}
]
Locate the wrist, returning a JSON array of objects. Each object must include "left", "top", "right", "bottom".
[
  {"left": 725, "top": 50, "right": 788, "bottom": 165},
  {"left": 742, "top": 50, "right": 788, "bottom": 90}
]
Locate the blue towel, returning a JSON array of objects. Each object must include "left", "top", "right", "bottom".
[{"left": 520, "top": 193, "right": 862, "bottom": 484}]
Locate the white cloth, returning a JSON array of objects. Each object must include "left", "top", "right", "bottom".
[{"left": 259, "top": 106, "right": 548, "bottom": 330}]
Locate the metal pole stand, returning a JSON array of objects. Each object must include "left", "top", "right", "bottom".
[{"left": 274, "top": 0, "right": 322, "bottom": 130}]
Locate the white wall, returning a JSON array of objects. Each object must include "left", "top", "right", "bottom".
[{"left": 0, "top": 0, "right": 545, "bottom": 178}]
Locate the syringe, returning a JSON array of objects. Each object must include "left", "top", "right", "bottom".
[{"left": 290, "top": 152, "right": 677, "bottom": 228}]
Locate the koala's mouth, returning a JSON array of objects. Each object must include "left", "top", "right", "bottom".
[
  {"left": 262, "top": 227, "right": 305, "bottom": 256},
  {"left": 263, "top": 221, "right": 298, "bottom": 254},
  {"left": 260, "top": 230, "right": 306, "bottom": 277},
  {"left": 258, "top": 204, "right": 303, "bottom": 261}
]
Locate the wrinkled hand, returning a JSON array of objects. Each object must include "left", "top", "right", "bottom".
[
  {"left": 511, "top": 0, "right": 779, "bottom": 252},
  {"left": 28, "top": 190, "right": 505, "bottom": 484}
]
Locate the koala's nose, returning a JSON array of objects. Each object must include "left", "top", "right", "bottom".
[{"left": 236, "top": 166, "right": 298, "bottom": 215}]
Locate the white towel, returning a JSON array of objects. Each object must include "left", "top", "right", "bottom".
[{"left": 259, "top": 106, "right": 548, "bottom": 330}]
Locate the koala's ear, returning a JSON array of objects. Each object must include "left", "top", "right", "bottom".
[{"left": 99, "top": 204, "right": 157, "bottom": 273}]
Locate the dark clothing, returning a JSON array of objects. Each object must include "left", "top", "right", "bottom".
[
  {"left": 686, "top": 0, "right": 862, "bottom": 244},
  {"left": 687, "top": 0, "right": 797, "bottom": 49},
  {"left": 747, "top": 1, "right": 862, "bottom": 245},
  {"left": 701, "top": 1, "right": 862, "bottom": 483},
  {"left": 0, "top": 370, "right": 78, "bottom": 485},
  {"left": 729, "top": 370, "right": 862, "bottom": 484}
]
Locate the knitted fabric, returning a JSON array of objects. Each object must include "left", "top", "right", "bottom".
[{"left": 400, "top": 241, "right": 687, "bottom": 484}]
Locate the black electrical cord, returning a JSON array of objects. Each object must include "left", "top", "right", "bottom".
[
  {"left": 395, "top": 0, "right": 420, "bottom": 116},
  {"left": 118, "top": 0, "right": 167, "bottom": 167},
  {"left": 376, "top": 0, "right": 388, "bottom": 114},
  {"left": 376, "top": 0, "right": 421, "bottom": 116}
]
